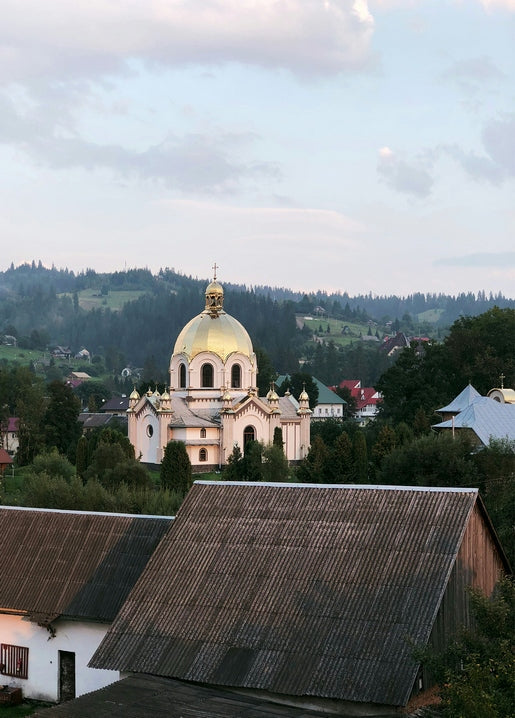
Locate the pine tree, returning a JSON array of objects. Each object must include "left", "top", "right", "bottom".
[
  {"left": 352, "top": 431, "right": 368, "bottom": 483},
  {"left": 160, "top": 441, "right": 192, "bottom": 496}
]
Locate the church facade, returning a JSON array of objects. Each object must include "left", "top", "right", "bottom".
[{"left": 128, "top": 278, "right": 311, "bottom": 471}]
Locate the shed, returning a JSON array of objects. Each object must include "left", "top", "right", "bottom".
[{"left": 90, "top": 482, "right": 508, "bottom": 716}]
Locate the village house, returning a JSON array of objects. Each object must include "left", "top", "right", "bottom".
[
  {"left": 0, "top": 417, "right": 19, "bottom": 456},
  {"left": 337, "top": 379, "right": 382, "bottom": 424},
  {"left": 69, "top": 481, "right": 509, "bottom": 718},
  {"left": 0, "top": 507, "right": 172, "bottom": 704},
  {"left": 433, "top": 382, "right": 515, "bottom": 447}
]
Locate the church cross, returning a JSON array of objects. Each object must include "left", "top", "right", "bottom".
[
  {"left": 500, "top": 372, "right": 505, "bottom": 389},
  {"left": 212, "top": 262, "right": 219, "bottom": 281}
]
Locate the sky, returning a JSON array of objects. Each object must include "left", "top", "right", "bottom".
[{"left": 1, "top": 0, "right": 514, "bottom": 297}]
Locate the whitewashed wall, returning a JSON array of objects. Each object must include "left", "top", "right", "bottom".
[{"left": 0, "top": 613, "right": 119, "bottom": 702}]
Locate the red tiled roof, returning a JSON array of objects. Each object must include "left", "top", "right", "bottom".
[{"left": 0, "top": 448, "right": 13, "bottom": 465}]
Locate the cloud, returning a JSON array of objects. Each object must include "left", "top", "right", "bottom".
[
  {"left": 442, "top": 114, "right": 515, "bottom": 184},
  {"left": 0, "top": 1, "right": 375, "bottom": 85},
  {"left": 480, "top": 0, "right": 515, "bottom": 10},
  {"left": 0, "top": 92, "right": 279, "bottom": 193},
  {"left": 376, "top": 147, "right": 434, "bottom": 198},
  {"left": 441, "top": 55, "right": 504, "bottom": 93},
  {"left": 435, "top": 252, "right": 515, "bottom": 267}
]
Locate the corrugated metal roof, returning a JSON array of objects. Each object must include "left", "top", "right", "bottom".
[
  {"left": 0, "top": 507, "right": 173, "bottom": 623},
  {"left": 90, "top": 482, "right": 479, "bottom": 707},
  {"left": 32, "top": 674, "right": 366, "bottom": 718},
  {"left": 435, "top": 384, "right": 481, "bottom": 415},
  {"left": 432, "top": 396, "right": 515, "bottom": 444}
]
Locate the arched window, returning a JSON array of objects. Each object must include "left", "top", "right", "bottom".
[
  {"left": 200, "top": 428, "right": 206, "bottom": 438},
  {"left": 201, "top": 363, "right": 214, "bottom": 388},
  {"left": 199, "top": 448, "right": 207, "bottom": 462},
  {"left": 231, "top": 364, "right": 241, "bottom": 388},
  {"left": 243, "top": 425, "right": 255, "bottom": 445},
  {"left": 179, "top": 363, "right": 187, "bottom": 388}
]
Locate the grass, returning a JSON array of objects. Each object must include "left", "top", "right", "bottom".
[
  {"left": 59, "top": 289, "right": 147, "bottom": 312},
  {"left": 0, "top": 701, "right": 51, "bottom": 716},
  {"left": 300, "top": 316, "right": 380, "bottom": 348},
  {"left": 0, "top": 347, "right": 47, "bottom": 365}
]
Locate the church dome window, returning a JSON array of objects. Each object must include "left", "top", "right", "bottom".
[
  {"left": 201, "top": 363, "right": 214, "bottom": 388},
  {"left": 179, "top": 363, "right": 187, "bottom": 388},
  {"left": 231, "top": 364, "right": 242, "bottom": 388}
]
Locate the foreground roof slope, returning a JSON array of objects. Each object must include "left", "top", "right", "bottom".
[
  {"left": 91, "top": 482, "right": 482, "bottom": 707},
  {"left": 0, "top": 507, "right": 173, "bottom": 623},
  {"left": 32, "top": 674, "right": 338, "bottom": 718}
]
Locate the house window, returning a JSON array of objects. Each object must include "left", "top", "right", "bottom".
[
  {"left": 179, "top": 363, "right": 187, "bottom": 388},
  {"left": 231, "top": 364, "right": 241, "bottom": 388},
  {"left": 200, "top": 428, "right": 206, "bottom": 438},
  {"left": 201, "top": 363, "right": 214, "bottom": 388},
  {"left": 199, "top": 448, "right": 207, "bottom": 462},
  {"left": 243, "top": 425, "right": 255, "bottom": 445},
  {"left": 0, "top": 644, "right": 29, "bottom": 680}
]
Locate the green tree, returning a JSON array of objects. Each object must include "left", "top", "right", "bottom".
[
  {"left": 352, "top": 431, "right": 368, "bottom": 483},
  {"left": 273, "top": 426, "right": 283, "bottom": 448},
  {"left": 32, "top": 449, "right": 76, "bottom": 482},
  {"left": 378, "top": 433, "right": 478, "bottom": 488},
  {"left": 328, "top": 431, "right": 353, "bottom": 483},
  {"left": 15, "top": 376, "right": 46, "bottom": 466},
  {"left": 242, "top": 440, "right": 263, "bottom": 482},
  {"left": 76, "top": 435, "right": 88, "bottom": 479},
  {"left": 371, "top": 424, "right": 397, "bottom": 468},
  {"left": 43, "top": 381, "right": 82, "bottom": 459},
  {"left": 255, "top": 347, "right": 276, "bottom": 396},
  {"left": 296, "top": 435, "right": 330, "bottom": 484},
  {"left": 224, "top": 443, "right": 244, "bottom": 481},
  {"left": 418, "top": 578, "right": 514, "bottom": 718},
  {"left": 160, "top": 441, "right": 192, "bottom": 496},
  {"left": 262, "top": 443, "right": 289, "bottom": 483}
]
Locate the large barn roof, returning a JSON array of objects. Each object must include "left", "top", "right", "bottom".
[
  {"left": 0, "top": 507, "right": 173, "bottom": 624},
  {"left": 91, "top": 482, "right": 483, "bottom": 708}
]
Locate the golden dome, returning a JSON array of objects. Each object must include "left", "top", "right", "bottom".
[{"left": 173, "top": 281, "right": 254, "bottom": 362}]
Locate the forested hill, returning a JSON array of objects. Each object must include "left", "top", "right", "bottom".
[{"left": 1, "top": 261, "right": 514, "bottom": 374}]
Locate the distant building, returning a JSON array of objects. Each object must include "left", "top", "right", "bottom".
[
  {"left": 0, "top": 507, "right": 172, "bottom": 703},
  {"left": 128, "top": 277, "right": 311, "bottom": 471},
  {"left": 337, "top": 379, "right": 381, "bottom": 425},
  {"left": 433, "top": 382, "right": 515, "bottom": 447},
  {"left": 0, "top": 417, "right": 19, "bottom": 456}
]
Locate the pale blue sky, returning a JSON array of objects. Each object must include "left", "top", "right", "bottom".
[{"left": 1, "top": 1, "right": 514, "bottom": 296}]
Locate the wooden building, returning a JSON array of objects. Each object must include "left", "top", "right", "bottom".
[{"left": 82, "top": 482, "right": 508, "bottom": 717}]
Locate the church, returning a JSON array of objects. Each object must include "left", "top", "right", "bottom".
[{"left": 128, "top": 275, "right": 311, "bottom": 471}]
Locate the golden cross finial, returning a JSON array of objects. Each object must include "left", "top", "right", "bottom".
[
  {"left": 212, "top": 262, "right": 219, "bottom": 281},
  {"left": 500, "top": 372, "right": 505, "bottom": 389}
]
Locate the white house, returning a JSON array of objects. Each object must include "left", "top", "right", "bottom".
[{"left": 0, "top": 507, "right": 172, "bottom": 703}]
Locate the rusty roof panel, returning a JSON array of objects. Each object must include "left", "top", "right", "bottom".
[
  {"left": 90, "top": 482, "right": 480, "bottom": 706},
  {"left": 0, "top": 507, "right": 172, "bottom": 622}
]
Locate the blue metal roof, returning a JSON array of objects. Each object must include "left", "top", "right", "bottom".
[{"left": 433, "top": 396, "right": 515, "bottom": 445}]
